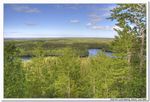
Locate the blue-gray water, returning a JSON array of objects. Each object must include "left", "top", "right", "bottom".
[
  {"left": 21, "top": 56, "right": 31, "bottom": 62},
  {"left": 88, "top": 49, "right": 113, "bottom": 57},
  {"left": 22, "top": 49, "right": 113, "bottom": 61}
]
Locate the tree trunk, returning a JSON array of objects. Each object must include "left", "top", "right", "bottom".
[
  {"left": 67, "top": 70, "right": 71, "bottom": 98},
  {"left": 93, "top": 77, "right": 95, "bottom": 97},
  {"left": 140, "top": 30, "right": 145, "bottom": 72},
  {"left": 127, "top": 49, "right": 131, "bottom": 64}
]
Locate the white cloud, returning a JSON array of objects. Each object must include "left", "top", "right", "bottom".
[
  {"left": 12, "top": 5, "right": 40, "bottom": 13},
  {"left": 97, "top": 5, "right": 116, "bottom": 12},
  {"left": 86, "top": 24, "right": 121, "bottom": 31},
  {"left": 70, "top": 19, "right": 80, "bottom": 23},
  {"left": 25, "top": 22, "right": 38, "bottom": 26},
  {"left": 112, "top": 25, "right": 123, "bottom": 31},
  {"left": 102, "top": 12, "right": 111, "bottom": 17},
  {"left": 88, "top": 13, "right": 101, "bottom": 25},
  {"left": 91, "top": 25, "right": 113, "bottom": 31},
  {"left": 94, "top": 5, "right": 117, "bottom": 18},
  {"left": 4, "top": 31, "right": 21, "bottom": 34},
  {"left": 86, "top": 22, "right": 92, "bottom": 26}
]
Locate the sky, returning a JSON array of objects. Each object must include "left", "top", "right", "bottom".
[{"left": 4, "top": 4, "right": 118, "bottom": 38}]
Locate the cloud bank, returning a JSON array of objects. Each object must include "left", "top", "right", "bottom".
[{"left": 12, "top": 5, "right": 40, "bottom": 13}]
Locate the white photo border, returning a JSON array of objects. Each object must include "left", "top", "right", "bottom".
[{"left": 0, "top": 0, "right": 149, "bottom": 101}]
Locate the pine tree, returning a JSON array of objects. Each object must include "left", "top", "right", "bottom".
[
  {"left": 111, "top": 20, "right": 137, "bottom": 64},
  {"left": 108, "top": 4, "right": 146, "bottom": 98},
  {"left": 109, "top": 4, "right": 146, "bottom": 71}
]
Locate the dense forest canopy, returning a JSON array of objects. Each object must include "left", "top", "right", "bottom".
[
  {"left": 4, "top": 4, "right": 146, "bottom": 98},
  {"left": 4, "top": 38, "right": 113, "bottom": 57}
]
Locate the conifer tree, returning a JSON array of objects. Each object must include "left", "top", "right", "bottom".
[
  {"left": 109, "top": 4, "right": 146, "bottom": 71},
  {"left": 108, "top": 4, "right": 146, "bottom": 98}
]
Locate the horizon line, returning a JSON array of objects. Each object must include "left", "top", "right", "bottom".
[{"left": 4, "top": 36, "right": 115, "bottom": 39}]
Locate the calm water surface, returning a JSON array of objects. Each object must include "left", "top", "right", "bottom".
[
  {"left": 22, "top": 49, "right": 113, "bottom": 61},
  {"left": 21, "top": 56, "right": 32, "bottom": 62},
  {"left": 88, "top": 49, "right": 113, "bottom": 57}
]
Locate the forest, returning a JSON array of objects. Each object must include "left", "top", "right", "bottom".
[
  {"left": 4, "top": 4, "right": 146, "bottom": 98},
  {"left": 4, "top": 38, "right": 113, "bottom": 57}
]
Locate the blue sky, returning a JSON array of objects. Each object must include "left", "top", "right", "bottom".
[{"left": 4, "top": 4, "right": 118, "bottom": 38}]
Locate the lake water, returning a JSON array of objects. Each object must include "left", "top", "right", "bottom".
[
  {"left": 21, "top": 56, "right": 32, "bottom": 62},
  {"left": 88, "top": 49, "right": 113, "bottom": 57},
  {"left": 21, "top": 49, "right": 113, "bottom": 61}
]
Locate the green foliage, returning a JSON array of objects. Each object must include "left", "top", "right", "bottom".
[
  {"left": 111, "top": 22, "right": 138, "bottom": 59},
  {"left": 4, "top": 38, "right": 112, "bottom": 57},
  {"left": 4, "top": 39, "right": 146, "bottom": 98},
  {"left": 4, "top": 42, "right": 25, "bottom": 98},
  {"left": 109, "top": 4, "right": 146, "bottom": 98},
  {"left": 89, "top": 53, "right": 130, "bottom": 98},
  {"left": 14, "top": 49, "right": 138, "bottom": 98},
  {"left": 4, "top": 4, "right": 146, "bottom": 98}
]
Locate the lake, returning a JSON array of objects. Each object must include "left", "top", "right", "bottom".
[
  {"left": 21, "top": 56, "right": 32, "bottom": 62},
  {"left": 88, "top": 49, "right": 113, "bottom": 57},
  {"left": 22, "top": 49, "right": 113, "bottom": 62}
]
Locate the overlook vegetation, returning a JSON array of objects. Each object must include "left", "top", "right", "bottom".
[
  {"left": 4, "top": 38, "right": 112, "bottom": 57},
  {"left": 4, "top": 4, "right": 146, "bottom": 98}
]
